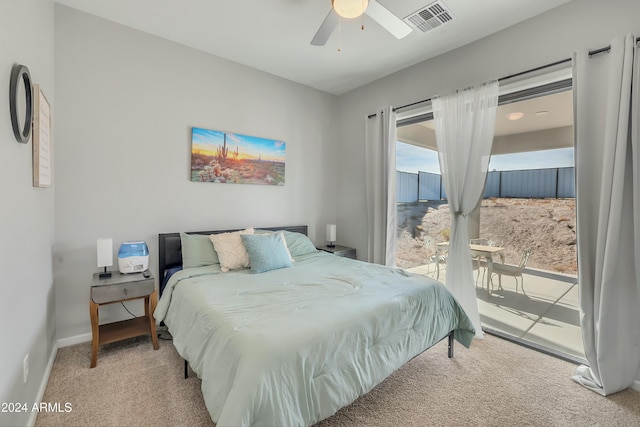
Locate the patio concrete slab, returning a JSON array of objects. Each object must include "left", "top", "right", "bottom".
[
  {"left": 523, "top": 284, "right": 584, "bottom": 359},
  {"left": 491, "top": 270, "right": 575, "bottom": 301},
  {"left": 406, "top": 264, "right": 584, "bottom": 360},
  {"left": 477, "top": 289, "right": 540, "bottom": 336}
]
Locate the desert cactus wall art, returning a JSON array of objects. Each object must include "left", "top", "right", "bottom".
[
  {"left": 216, "top": 133, "right": 229, "bottom": 163},
  {"left": 190, "top": 127, "right": 285, "bottom": 185}
]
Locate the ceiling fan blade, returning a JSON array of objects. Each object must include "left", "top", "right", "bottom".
[
  {"left": 365, "top": 0, "right": 412, "bottom": 39},
  {"left": 311, "top": 9, "right": 339, "bottom": 46}
]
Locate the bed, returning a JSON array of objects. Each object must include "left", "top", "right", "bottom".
[{"left": 155, "top": 225, "right": 475, "bottom": 426}]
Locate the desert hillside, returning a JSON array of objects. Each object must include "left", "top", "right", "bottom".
[{"left": 396, "top": 198, "right": 577, "bottom": 274}]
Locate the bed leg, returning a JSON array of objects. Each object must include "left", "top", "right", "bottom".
[
  {"left": 184, "top": 360, "right": 188, "bottom": 379},
  {"left": 448, "top": 331, "right": 454, "bottom": 358}
]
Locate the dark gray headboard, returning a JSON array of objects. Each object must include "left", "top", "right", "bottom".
[{"left": 158, "top": 225, "right": 308, "bottom": 296}]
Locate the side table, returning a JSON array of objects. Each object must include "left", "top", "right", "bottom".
[
  {"left": 90, "top": 271, "right": 159, "bottom": 368},
  {"left": 316, "top": 244, "right": 357, "bottom": 259}
]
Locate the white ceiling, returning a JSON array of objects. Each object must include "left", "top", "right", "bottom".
[
  {"left": 398, "top": 90, "right": 574, "bottom": 154},
  {"left": 419, "top": 90, "right": 573, "bottom": 136},
  {"left": 54, "top": 0, "right": 573, "bottom": 95},
  {"left": 494, "top": 90, "right": 573, "bottom": 136}
]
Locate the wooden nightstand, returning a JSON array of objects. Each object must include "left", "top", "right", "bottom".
[
  {"left": 90, "top": 271, "right": 159, "bottom": 368},
  {"left": 317, "top": 245, "right": 357, "bottom": 259}
]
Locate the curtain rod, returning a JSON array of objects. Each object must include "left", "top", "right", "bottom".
[{"left": 367, "top": 36, "right": 640, "bottom": 119}]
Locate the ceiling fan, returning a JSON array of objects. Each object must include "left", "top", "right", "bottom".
[{"left": 311, "top": 0, "right": 413, "bottom": 46}]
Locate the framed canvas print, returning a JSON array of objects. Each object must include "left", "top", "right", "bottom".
[
  {"left": 191, "top": 127, "right": 285, "bottom": 185},
  {"left": 32, "top": 84, "right": 52, "bottom": 188}
]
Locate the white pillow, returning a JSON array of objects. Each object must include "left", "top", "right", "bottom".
[{"left": 210, "top": 228, "right": 255, "bottom": 272}]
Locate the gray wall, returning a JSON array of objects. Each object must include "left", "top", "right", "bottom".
[
  {"left": 53, "top": 6, "right": 339, "bottom": 339},
  {"left": 0, "top": 1, "right": 55, "bottom": 426},
  {"left": 336, "top": 0, "right": 640, "bottom": 381}
]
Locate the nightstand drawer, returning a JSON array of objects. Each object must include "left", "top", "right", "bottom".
[{"left": 92, "top": 279, "right": 154, "bottom": 304}]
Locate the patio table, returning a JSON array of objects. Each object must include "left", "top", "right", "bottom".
[{"left": 436, "top": 242, "right": 505, "bottom": 291}]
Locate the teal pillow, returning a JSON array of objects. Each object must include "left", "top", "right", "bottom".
[
  {"left": 241, "top": 233, "right": 293, "bottom": 273},
  {"left": 282, "top": 230, "right": 317, "bottom": 256},
  {"left": 180, "top": 232, "right": 219, "bottom": 268}
]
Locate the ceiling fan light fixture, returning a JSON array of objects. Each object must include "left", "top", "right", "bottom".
[{"left": 332, "top": 0, "right": 369, "bottom": 19}]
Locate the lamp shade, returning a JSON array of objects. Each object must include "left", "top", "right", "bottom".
[
  {"left": 332, "top": 0, "right": 369, "bottom": 18},
  {"left": 326, "top": 224, "right": 337, "bottom": 243},
  {"left": 97, "top": 238, "right": 113, "bottom": 268}
]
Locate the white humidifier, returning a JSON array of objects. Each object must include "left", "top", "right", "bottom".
[{"left": 117, "top": 241, "right": 149, "bottom": 273}]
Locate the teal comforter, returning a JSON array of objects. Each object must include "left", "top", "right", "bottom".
[{"left": 155, "top": 251, "right": 474, "bottom": 426}]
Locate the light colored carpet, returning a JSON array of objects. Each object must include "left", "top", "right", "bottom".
[{"left": 36, "top": 334, "right": 640, "bottom": 427}]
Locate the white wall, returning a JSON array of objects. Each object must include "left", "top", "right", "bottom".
[
  {"left": 336, "top": 0, "right": 640, "bottom": 383},
  {"left": 53, "top": 6, "right": 339, "bottom": 340},
  {"left": 0, "top": 1, "right": 55, "bottom": 426}
]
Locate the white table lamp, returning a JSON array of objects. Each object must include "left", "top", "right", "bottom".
[
  {"left": 326, "top": 224, "right": 336, "bottom": 248},
  {"left": 97, "top": 238, "right": 113, "bottom": 279}
]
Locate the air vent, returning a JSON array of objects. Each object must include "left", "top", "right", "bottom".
[{"left": 404, "top": 0, "right": 454, "bottom": 34}]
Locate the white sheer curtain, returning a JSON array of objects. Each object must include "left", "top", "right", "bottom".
[
  {"left": 572, "top": 34, "right": 640, "bottom": 395},
  {"left": 365, "top": 106, "right": 397, "bottom": 266},
  {"left": 432, "top": 80, "right": 499, "bottom": 338}
]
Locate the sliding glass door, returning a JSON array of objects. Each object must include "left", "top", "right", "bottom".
[{"left": 394, "top": 76, "right": 583, "bottom": 362}]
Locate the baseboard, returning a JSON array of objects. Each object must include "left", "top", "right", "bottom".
[
  {"left": 26, "top": 341, "right": 59, "bottom": 427},
  {"left": 56, "top": 332, "right": 92, "bottom": 348}
]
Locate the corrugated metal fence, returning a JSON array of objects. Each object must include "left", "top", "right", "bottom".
[
  {"left": 397, "top": 167, "right": 575, "bottom": 203},
  {"left": 397, "top": 171, "right": 419, "bottom": 203}
]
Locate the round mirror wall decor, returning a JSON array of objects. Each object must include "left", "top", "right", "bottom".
[{"left": 9, "top": 63, "right": 33, "bottom": 143}]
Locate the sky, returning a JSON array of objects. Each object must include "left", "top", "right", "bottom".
[
  {"left": 191, "top": 127, "right": 286, "bottom": 162},
  {"left": 396, "top": 141, "right": 575, "bottom": 174}
]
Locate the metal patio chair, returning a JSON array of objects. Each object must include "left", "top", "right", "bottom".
[
  {"left": 425, "top": 236, "right": 447, "bottom": 279},
  {"left": 490, "top": 247, "right": 534, "bottom": 295}
]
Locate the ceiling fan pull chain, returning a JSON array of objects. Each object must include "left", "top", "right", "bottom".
[{"left": 362, "top": 0, "right": 365, "bottom": 30}]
